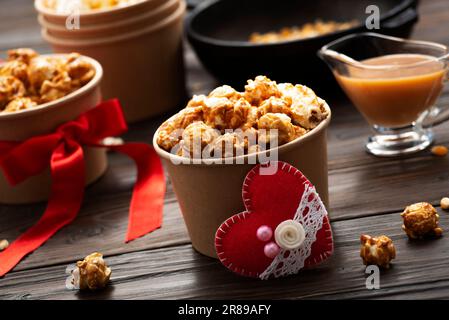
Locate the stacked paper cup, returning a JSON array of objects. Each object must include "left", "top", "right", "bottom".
[{"left": 35, "top": 0, "right": 187, "bottom": 122}]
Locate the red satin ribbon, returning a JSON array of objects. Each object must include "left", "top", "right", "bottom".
[{"left": 0, "top": 99, "right": 165, "bottom": 277}]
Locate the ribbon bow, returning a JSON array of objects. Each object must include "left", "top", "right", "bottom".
[{"left": 0, "top": 99, "right": 165, "bottom": 277}]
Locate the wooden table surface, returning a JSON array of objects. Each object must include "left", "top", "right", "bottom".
[{"left": 1, "top": 0, "right": 449, "bottom": 300}]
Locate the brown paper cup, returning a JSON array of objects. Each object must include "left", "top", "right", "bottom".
[
  {"left": 0, "top": 55, "right": 107, "bottom": 204},
  {"left": 153, "top": 104, "right": 331, "bottom": 258},
  {"left": 41, "top": 0, "right": 187, "bottom": 123},
  {"left": 35, "top": 0, "right": 167, "bottom": 26},
  {"left": 38, "top": 0, "right": 179, "bottom": 39}
]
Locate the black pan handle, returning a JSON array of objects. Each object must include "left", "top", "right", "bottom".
[{"left": 382, "top": 7, "right": 419, "bottom": 30}]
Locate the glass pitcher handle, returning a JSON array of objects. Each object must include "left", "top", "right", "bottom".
[{"left": 422, "top": 68, "right": 449, "bottom": 128}]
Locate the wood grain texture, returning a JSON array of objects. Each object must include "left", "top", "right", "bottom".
[
  {"left": 1, "top": 0, "right": 449, "bottom": 299},
  {"left": 2, "top": 208, "right": 449, "bottom": 300}
]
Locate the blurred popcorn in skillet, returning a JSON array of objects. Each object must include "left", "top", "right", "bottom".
[
  {"left": 401, "top": 202, "right": 443, "bottom": 239},
  {"left": 249, "top": 19, "right": 358, "bottom": 44},
  {"left": 0, "top": 48, "right": 95, "bottom": 113},
  {"left": 157, "top": 76, "right": 329, "bottom": 158},
  {"left": 360, "top": 234, "right": 396, "bottom": 268}
]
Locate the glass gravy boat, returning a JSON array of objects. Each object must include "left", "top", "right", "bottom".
[{"left": 319, "top": 33, "right": 449, "bottom": 157}]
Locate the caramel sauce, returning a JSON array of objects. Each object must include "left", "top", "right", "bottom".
[{"left": 335, "top": 54, "right": 446, "bottom": 127}]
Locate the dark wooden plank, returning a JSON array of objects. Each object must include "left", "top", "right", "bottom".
[
  {"left": 2, "top": 0, "right": 449, "bottom": 272},
  {"left": 2, "top": 0, "right": 449, "bottom": 300},
  {"left": 1, "top": 120, "right": 448, "bottom": 272},
  {"left": 2, "top": 207, "right": 449, "bottom": 300}
]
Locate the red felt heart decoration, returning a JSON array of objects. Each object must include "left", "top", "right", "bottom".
[{"left": 215, "top": 161, "right": 333, "bottom": 279}]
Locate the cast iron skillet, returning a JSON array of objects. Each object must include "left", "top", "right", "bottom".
[{"left": 186, "top": 0, "right": 419, "bottom": 89}]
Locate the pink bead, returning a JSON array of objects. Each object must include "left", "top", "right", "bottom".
[
  {"left": 256, "top": 225, "right": 273, "bottom": 242},
  {"left": 264, "top": 242, "right": 280, "bottom": 259}
]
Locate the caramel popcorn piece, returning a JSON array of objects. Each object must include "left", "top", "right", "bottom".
[
  {"left": 257, "top": 113, "right": 297, "bottom": 145},
  {"left": 208, "top": 132, "right": 245, "bottom": 158},
  {"left": 360, "top": 234, "right": 396, "bottom": 268},
  {"left": 203, "top": 97, "right": 251, "bottom": 130},
  {"left": 27, "top": 56, "right": 60, "bottom": 93},
  {"left": 4, "top": 97, "right": 37, "bottom": 113},
  {"left": 0, "top": 239, "right": 9, "bottom": 251},
  {"left": 186, "top": 94, "right": 207, "bottom": 108},
  {"left": 208, "top": 85, "right": 242, "bottom": 101},
  {"left": 156, "top": 107, "right": 204, "bottom": 151},
  {"left": 40, "top": 72, "right": 73, "bottom": 103},
  {"left": 69, "top": 252, "right": 111, "bottom": 291},
  {"left": 0, "top": 76, "right": 26, "bottom": 109},
  {"left": 401, "top": 202, "right": 443, "bottom": 239},
  {"left": 244, "top": 76, "right": 281, "bottom": 106},
  {"left": 441, "top": 197, "right": 449, "bottom": 210},
  {"left": 7, "top": 48, "right": 38, "bottom": 65},
  {"left": 258, "top": 96, "right": 292, "bottom": 117},
  {"left": 0, "top": 60, "right": 29, "bottom": 84},
  {"left": 431, "top": 145, "right": 448, "bottom": 157},
  {"left": 181, "top": 121, "right": 220, "bottom": 157},
  {"left": 279, "top": 83, "right": 328, "bottom": 129},
  {"left": 66, "top": 53, "right": 96, "bottom": 88}
]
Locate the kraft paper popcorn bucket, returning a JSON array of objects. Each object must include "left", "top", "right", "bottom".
[
  {"left": 153, "top": 103, "right": 331, "bottom": 258},
  {"left": 0, "top": 55, "right": 107, "bottom": 204},
  {"left": 42, "top": 0, "right": 187, "bottom": 122},
  {"left": 35, "top": 0, "right": 168, "bottom": 26},
  {"left": 37, "top": 0, "right": 180, "bottom": 39}
]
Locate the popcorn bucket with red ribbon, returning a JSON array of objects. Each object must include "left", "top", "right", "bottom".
[{"left": 0, "top": 55, "right": 165, "bottom": 277}]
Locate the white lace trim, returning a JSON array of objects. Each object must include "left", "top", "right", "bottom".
[{"left": 259, "top": 185, "right": 326, "bottom": 279}]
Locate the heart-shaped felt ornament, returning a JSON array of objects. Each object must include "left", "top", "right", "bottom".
[{"left": 215, "top": 161, "right": 333, "bottom": 279}]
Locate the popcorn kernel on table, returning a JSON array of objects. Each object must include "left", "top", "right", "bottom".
[
  {"left": 431, "top": 145, "right": 448, "bottom": 157},
  {"left": 360, "top": 234, "right": 396, "bottom": 268},
  {"left": 440, "top": 197, "right": 449, "bottom": 210},
  {"left": 0, "top": 239, "right": 9, "bottom": 251},
  {"left": 401, "top": 202, "right": 443, "bottom": 239},
  {"left": 70, "top": 252, "right": 111, "bottom": 291}
]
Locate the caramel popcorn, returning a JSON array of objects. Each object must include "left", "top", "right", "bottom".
[
  {"left": 244, "top": 76, "right": 281, "bottom": 106},
  {"left": 0, "top": 48, "right": 95, "bottom": 113},
  {"left": 441, "top": 197, "right": 449, "bottom": 210},
  {"left": 0, "top": 76, "right": 26, "bottom": 109},
  {"left": 208, "top": 132, "right": 246, "bottom": 158},
  {"left": 0, "top": 60, "right": 29, "bottom": 84},
  {"left": 69, "top": 252, "right": 111, "bottom": 291},
  {"left": 7, "top": 48, "right": 38, "bottom": 64},
  {"left": 431, "top": 145, "right": 448, "bottom": 157},
  {"left": 181, "top": 121, "right": 221, "bottom": 156},
  {"left": 156, "top": 76, "right": 329, "bottom": 158},
  {"left": 0, "top": 239, "right": 9, "bottom": 251},
  {"left": 360, "top": 234, "right": 396, "bottom": 268},
  {"left": 258, "top": 113, "right": 297, "bottom": 145},
  {"left": 249, "top": 19, "right": 358, "bottom": 44},
  {"left": 44, "top": 0, "right": 144, "bottom": 13},
  {"left": 4, "top": 97, "right": 38, "bottom": 113},
  {"left": 401, "top": 202, "right": 443, "bottom": 239}
]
